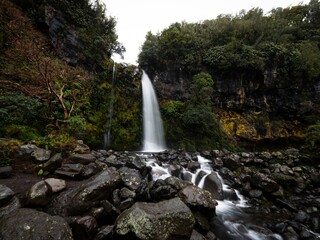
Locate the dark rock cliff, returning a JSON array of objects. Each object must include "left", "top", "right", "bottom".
[
  {"left": 152, "top": 67, "right": 320, "bottom": 149},
  {"left": 37, "top": 6, "right": 84, "bottom": 66}
]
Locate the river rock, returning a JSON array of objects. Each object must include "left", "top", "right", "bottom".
[
  {"left": 119, "top": 166, "right": 142, "bottom": 191},
  {"left": 0, "top": 195, "right": 20, "bottom": 218},
  {"left": 25, "top": 180, "right": 52, "bottom": 206},
  {"left": 19, "top": 144, "right": 38, "bottom": 155},
  {"left": 55, "top": 163, "right": 84, "bottom": 178},
  {"left": 44, "top": 178, "right": 66, "bottom": 193},
  {"left": 0, "top": 185, "right": 14, "bottom": 207},
  {"left": 114, "top": 197, "right": 195, "bottom": 239},
  {"left": 73, "top": 140, "right": 90, "bottom": 154},
  {"left": 178, "top": 185, "right": 217, "bottom": 218},
  {"left": 0, "top": 208, "right": 73, "bottom": 239},
  {"left": 47, "top": 169, "right": 121, "bottom": 216},
  {"left": 70, "top": 215, "right": 98, "bottom": 240},
  {"left": 43, "top": 153, "right": 63, "bottom": 173},
  {"left": 0, "top": 166, "right": 12, "bottom": 178},
  {"left": 251, "top": 172, "right": 280, "bottom": 193},
  {"left": 69, "top": 153, "right": 96, "bottom": 165},
  {"left": 202, "top": 172, "right": 224, "bottom": 200},
  {"left": 95, "top": 225, "right": 114, "bottom": 240},
  {"left": 31, "top": 148, "right": 51, "bottom": 162}
]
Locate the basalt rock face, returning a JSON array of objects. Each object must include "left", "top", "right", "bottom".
[
  {"left": 37, "top": 6, "right": 83, "bottom": 66},
  {"left": 152, "top": 69, "right": 320, "bottom": 148}
]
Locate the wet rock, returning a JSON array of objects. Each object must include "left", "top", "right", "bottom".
[
  {"left": 25, "top": 180, "right": 52, "bottom": 206},
  {"left": 47, "top": 169, "right": 121, "bottom": 216},
  {"left": 119, "top": 187, "right": 136, "bottom": 200},
  {"left": 55, "top": 163, "right": 84, "bottom": 178},
  {"left": 118, "top": 198, "right": 134, "bottom": 211},
  {"left": 0, "top": 195, "right": 20, "bottom": 218},
  {"left": 125, "top": 156, "right": 146, "bottom": 171},
  {"left": 19, "top": 144, "right": 38, "bottom": 156},
  {"left": 104, "top": 155, "right": 125, "bottom": 168},
  {"left": 205, "top": 231, "right": 217, "bottom": 240},
  {"left": 119, "top": 167, "right": 142, "bottom": 191},
  {"left": 0, "top": 208, "right": 73, "bottom": 239},
  {"left": 43, "top": 153, "right": 63, "bottom": 173},
  {"left": 0, "top": 185, "right": 14, "bottom": 207},
  {"left": 69, "top": 153, "right": 96, "bottom": 165},
  {"left": 311, "top": 172, "right": 320, "bottom": 184},
  {"left": 70, "top": 216, "right": 98, "bottom": 240},
  {"left": 114, "top": 197, "right": 195, "bottom": 239},
  {"left": 73, "top": 140, "right": 90, "bottom": 154},
  {"left": 223, "top": 154, "right": 241, "bottom": 170},
  {"left": 0, "top": 166, "right": 12, "bottom": 178},
  {"left": 31, "top": 148, "right": 51, "bottom": 163},
  {"left": 44, "top": 178, "right": 66, "bottom": 193},
  {"left": 294, "top": 210, "right": 310, "bottom": 223},
  {"left": 282, "top": 226, "right": 299, "bottom": 240},
  {"left": 81, "top": 162, "right": 100, "bottom": 178},
  {"left": 188, "top": 161, "right": 201, "bottom": 172},
  {"left": 95, "top": 225, "right": 113, "bottom": 240},
  {"left": 178, "top": 185, "right": 217, "bottom": 218},
  {"left": 164, "top": 176, "right": 191, "bottom": 191},
  {"left": 249, "top": 189, "right": 263, "bottom": 198},
  {"left": 190, "top": 229, "right": 206, "bottom": 240},
  {"left": 150, "top": 179, "right": 177, "bottom": 200},
  {"left": 202, "top": 172, "right": 224, "bottom": 200},
  {"left": 100, "top": 200, "right": 120, "bottom": 223},
  {"left": 251, "top": 172, "right": 280, "bottom": 193},
  {"left": 193, "top": 210, "right": 210, "bottom": 232}
]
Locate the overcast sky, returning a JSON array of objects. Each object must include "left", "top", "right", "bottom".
[{"left": 104, "top": 0, "right": 308, "bottom": 64}]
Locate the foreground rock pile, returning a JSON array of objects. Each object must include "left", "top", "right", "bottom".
[{"left": 0, "top": 143, "right": 319, "bottom": 240}]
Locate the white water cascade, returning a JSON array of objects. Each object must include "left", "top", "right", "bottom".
[
  {"left": 146, "top": 155, "right": 283, "bottom": 240},
  {"left": 141, "top": 71, "right": 166, "bottom": 152}
]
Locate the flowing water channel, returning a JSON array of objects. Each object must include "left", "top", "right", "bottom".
[{"left": 145, "top": 155, "right": 283, "bottom": 240}]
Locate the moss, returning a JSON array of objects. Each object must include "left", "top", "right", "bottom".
[{"left": 0, "top": 139, "right": 21, "bottom": 167}]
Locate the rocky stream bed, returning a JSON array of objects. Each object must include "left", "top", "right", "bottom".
[{"left": 0, "top": 142, "right": 319, "bottom": 240}]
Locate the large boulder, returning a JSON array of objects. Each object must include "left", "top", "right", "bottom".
[
  {"left": 251, "top": 172, "right": 280, "bottom": 193},
  {"left": 0, "top": 166, "right": 12, "bottom": 178},
  {"left": 47, "top": 169, "right": 121, "bottom": 216},
  {"left": 31, "top": 148, "right": 51, "bottom": 163},
  {"left": 0, "top": 208, "right": 73, "bottom": 239},
  {"left": 25, "top": 180, "right": 53, "bottom": 206},
  {"left": 202, "top": 172, "right": 224, "bottom": 200},
  {"left": 178, "top": 185, "right": 217, "bottom": 218},
  {"left": 114, "top": 197, "right": 195, "bottom": 240},
  {"left": 0, "top": 185, "right": 14, "bottom": 207},
  {"left": 0, "top": 185, "right": 20, "bottom": 218},
  {"left": 43, "top": 153, "right": 63, "bottom": 173},
  {"left": 69, "top": 153, "right": 96, "bottom": 165}
]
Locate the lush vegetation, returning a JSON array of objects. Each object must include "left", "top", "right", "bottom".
[
  {"left": 139, "top": 1, "right": 320, "bottom": 82},
  {"left": 139, "top": 0, "right": 320, "bottom": 151},
  {"left": 0, "top": 0, "right": 141, "bottom": 150}
]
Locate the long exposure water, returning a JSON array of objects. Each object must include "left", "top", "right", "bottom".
[
  {"left": 146, "top": 155, "right": 283, "bottom": 240},
  {"left": 141, "top": 71, "right": 166, "bottom": 152}
]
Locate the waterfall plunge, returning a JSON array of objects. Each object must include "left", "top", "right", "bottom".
[{"left": 142, "top": 71, "right": 166, "bottom": 152}]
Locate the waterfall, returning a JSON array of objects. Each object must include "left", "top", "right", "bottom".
[
  {"left": 103, "top": 61, "right": 116, "bottom": 149},
  {"left": 141, "top": 71, "right": 166, "bottom": 152}
]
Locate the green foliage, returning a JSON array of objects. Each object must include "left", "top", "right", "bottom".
[
  {"left": 2, "top": 125, "right": 40, "bottom": 141},
  {"left": 0, "top": 139, "right": 20, "bottom": 167},
  {"left": 38, "top": 133, "right": 77, "bottom": 152},
  {"left": 0, "top": 93, "right": 43, "bottom": 127},
  {"left": 305, "top": 121, "right": 320, "bottom": 150}
]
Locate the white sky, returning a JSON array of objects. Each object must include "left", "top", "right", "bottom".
[{"left": 104, "top": 0, "right": 308, "bottom": 64}]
